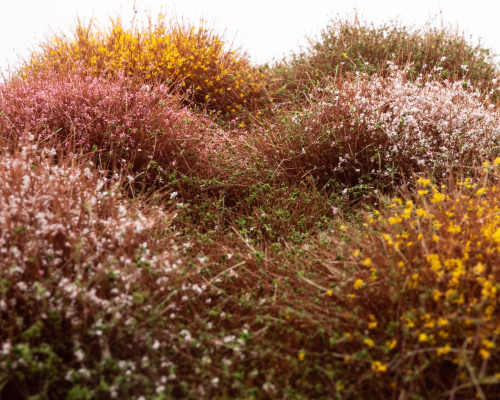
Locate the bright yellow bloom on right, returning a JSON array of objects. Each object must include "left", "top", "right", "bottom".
[{"left": 353, "top": 279, "right": 364, "bottom": 290}]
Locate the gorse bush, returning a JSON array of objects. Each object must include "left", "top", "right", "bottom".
[
  {"left": 314, "top": 163, "right": 500, "bottom": 398},
  {"left": 272, "top": 15, "right": 499, "bottom": 103},
  {"left": 260, "top": 68, "right": 500, "bottom": 192},
  {"left": 27, "top": 15, "right": 266, "bottom": 115},
  {"left": 0, "top": 70, "right": 215, "bottom": 187}
]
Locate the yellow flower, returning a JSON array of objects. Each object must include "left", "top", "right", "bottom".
[
  {"left": 386, "top": 340, "right": 397, "bottom": 350},
  {"left": 476, "top": 188, "right": 488, "bottom": 196},
  {"left": 474, "top": 263, "right": 485, "bottom": 275},
  {"left": 352, "top": 249, "right": 360, "bottom": 257},
  {"left": 327, "top": 289, "right": 333, "bottom": 296},
  {"left": 480, "top": 349, "right": 490, "bottom": 359},
  {"left": 416, "top": 178, "right": 431, "bottom": 187},
  {"left": 419, "top": 333, "right": 429, "bottom": 342},
  {"left": 371, "top": 361, "right": 387, "bottom": 373},
  {"left": 353, "top": 279, "right": 364, "bottom": 290},
  {"left": 431, "top": 191, "right": 446, "bottom": 203},
  {"left": 364, "top": 338, "right": 375, "bottom": 347},
  {"left": 438, "top": 331, "right": 449, "bottom": 339},
  {"left": 362, "top": 258, "right": 372, "bottom": 266},
  {"left": 298, "top": 352, "right": 305, "bottom": 361},
  {"left": 437, "top": 344, "right": 450, "bottom": 356},
  {"left": 447, "top": 222, "right": 461, "bottom": 234},
  {"left": 368, "top": 321, "right": 378, "bottom": 329},
  {"left": 343, "top": 52, "right": 348, "bottom": 58},
  {"left": 382, "top": 233, "right": 393, "bottom": 246},
  {"left": 389, "top": 216, "right": 402, "bottom": 225},
  {"left": 418, "top": 190, "right": 428, "bottom": 196},
  {"left": 416, "top": 208, "right": 427, "bottom": 218}
]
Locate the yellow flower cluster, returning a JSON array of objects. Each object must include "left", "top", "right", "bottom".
[
  {"left": 27, "top": 16, "right": 265, "bottom": 114},
  {"left": 334, "top": 162, "right": 500, "bottom": 388},
  {"left": 367, "top": 165, "right": 500, "bottom": 361}
]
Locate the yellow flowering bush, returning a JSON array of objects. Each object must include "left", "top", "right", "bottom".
[
  {"left": 320, "top": 161, "right": 500, "bottom": 397},
  {"left": 27, "top": 15, "right": 265, "bottom": 115}
]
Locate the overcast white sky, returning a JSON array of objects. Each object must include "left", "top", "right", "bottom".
[{"left": 1, "top": 0, "right": 499, "bottom": 72}]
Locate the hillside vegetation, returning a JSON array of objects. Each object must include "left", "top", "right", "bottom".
[{"left": 1, "top": 12, "right": 500, "bottom": 400}]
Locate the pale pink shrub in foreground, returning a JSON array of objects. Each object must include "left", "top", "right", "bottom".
[{"left": 0, "top": 140, "right": 212, "bottom": 397}]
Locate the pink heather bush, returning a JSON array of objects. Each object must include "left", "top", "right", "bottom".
[
  {"left": 0, "top": 71, "right": 215, "bottom": 186},
  {"left": 261, "top": 68, "right": 500, "bottom": 190}
]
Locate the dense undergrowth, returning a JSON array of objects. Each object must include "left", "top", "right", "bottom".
[{"left": 1, "top": 12, "right": 500, "bottom": 400}]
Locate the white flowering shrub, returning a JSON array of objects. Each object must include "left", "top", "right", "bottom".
[
  {"left": 261, "top": 68, "right": 500, "bottom": 191},
  {"left": 0, "top": 140, "right": 214, "bottom": 398}
]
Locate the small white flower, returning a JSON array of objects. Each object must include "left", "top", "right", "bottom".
[
  {"left": 2, "top": 342, "right": 11, "bottom": 355},
  {"left": 156, "top": 385, "right": 165, "bottom": 394},
  {"left": 74, "top": 349, "right": 85, "bottom": 362}
]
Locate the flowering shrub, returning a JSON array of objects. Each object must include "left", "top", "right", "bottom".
[
  {"left": 260, "top": 69, "right": 500, "bottom": 191},
  {"left": 314, "top": 163, "right": 500, "bottom": 398},
  {"left": 0, "top": 71, "right": 214, "bottom": 186},
  {"left": 0, "top": 141, "right": 215, "bottom": 398},
  {"left": 27, "top": 16, "right": 265, "bottom": 115},
  {"left": 273, "top": 15, "right": 499, "bottom": 102}
]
